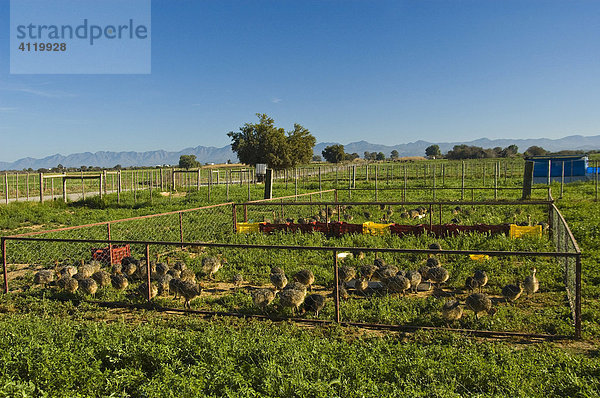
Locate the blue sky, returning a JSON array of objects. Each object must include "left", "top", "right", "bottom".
[{"left": 1, "top": 0, "right": 599, "bottom": 162}]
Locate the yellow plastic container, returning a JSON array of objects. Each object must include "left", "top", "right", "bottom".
[
  {"left": 362, "top": 221, "right": 393, "bottom": 235},
  {"left": 469, "top": 254, "right": 490, "bottom": 261},
  {"left": 509, "top": 224, "right": 542, "bottom": 239},
  {"left": 236, "top": 222, "right": 262, "bottom": 234}
]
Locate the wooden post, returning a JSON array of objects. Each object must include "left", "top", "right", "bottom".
[
  {"left": 15, "top": 174, "right": 18, "bottom": 202},
  {"left": 117, "top": 170, "right": 122, "bottom": 203},
  {"left": 226, "top": 170, "right": 230, "bottom": 200},
  {"left": 51, "top": 177, "right": 54, "bottom": 200},
  {"left": 4, "top": 173, "right": 8, "bottom": 204},
  {"left": 366, "top": 164, "right": 369, "bottom": 182},
  {"left": 39, "top": 173, "right": 44, "bottom": 203},
  {"left": 264, "top": 169, "right": 273, "bottom": 200},
  {"left": 197, "top": 169, "right": 201, "bottom": 191},
  {"left": 171, "top": 168, "right": 176, "bottom": 191},
  {"left": 99, "top": 173, "right": 103, "bottom": 199},
  {"left": 103, "top": 170, "right": 107, "bottom": 196},
  {"left": 26, "top": 173, "right": 29, "bottom": 201},
  {"left": 134, "top": 171, "right": 138, "bottom": 202},
  {"left": 62, "top": 177, "right": 67, "bottom": 202}
]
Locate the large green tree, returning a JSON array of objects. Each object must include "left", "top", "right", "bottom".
[
  {"left": 524, "top": 146, "right": 547, "bottom": 157},
  {"left": 227, "top": 114, "right": 315, "bottom": 169},
  {"left": 425, "top": 144, "right": 442, "bottom": 159},
  {"left": 322, "top": 144, "right": 346, "bottom": 163},
  {"left": 179, "top": 155, "right": 200, "bottom": 169}
]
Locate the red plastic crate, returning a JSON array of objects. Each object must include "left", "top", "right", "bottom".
[
  {"left": 91, "top": 244, "right": 131, "bottom": 264},
  {"left": 330, "top": 222, "right": 363, "bottom": 237}
]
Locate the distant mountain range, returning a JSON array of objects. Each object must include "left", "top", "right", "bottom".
[{"left": 1, "top": 134, "right": 599, "bottom": 171}]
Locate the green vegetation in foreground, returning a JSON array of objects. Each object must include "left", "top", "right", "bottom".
[{"left": 0, "top": 307, "right": 598, "bottom": 398}]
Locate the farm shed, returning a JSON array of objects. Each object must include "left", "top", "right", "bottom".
[{"left": 527, "top": 154, "right": 590, "bottom": 183}]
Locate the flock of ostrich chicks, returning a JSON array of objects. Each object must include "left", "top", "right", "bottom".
[
  {"left": 32, "top": 242, "right": 540, "bottom": 324},
  {"left": 32, "top": 255, "right": 226, "bottom": 309},
  {"left": 250, "top": 243, "right": 541, "bottom": 323}
]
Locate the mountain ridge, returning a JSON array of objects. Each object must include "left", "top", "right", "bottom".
[{"left": 1, "top": 134, "right": 598, "bottom": 170}]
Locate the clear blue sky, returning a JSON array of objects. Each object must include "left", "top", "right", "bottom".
[{"left": 1, "top": 0, "right": 599, "bottom": 162}]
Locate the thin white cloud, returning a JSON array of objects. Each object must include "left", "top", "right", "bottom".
[
  {"left": 271, "top": 98, "right": 282, "bottom": 104},
  {"left": 0, "top": 107, "right": 18, "bottom": 112},
  {"left": 9, "top": 87, "right": 76, "bottom": 98}
]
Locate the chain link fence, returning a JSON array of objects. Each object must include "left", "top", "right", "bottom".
[
  {"left": 550, "top": 203, "right": 582, "bottom": 336},
  {"left": 0, "top": 192, "right": 582, "bottom": 338}
]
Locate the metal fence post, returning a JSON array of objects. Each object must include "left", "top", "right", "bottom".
[
  {"left": 592, "top": 160, "right": 598, "bottom": 202},
  {"left": 232, "top": 204, "right": 237, "bottom": 233},
  {"left": 375, "top": 165, "right": 378, "bottom": 201},
  {"left": 432, "top": 164, "right": 436, "bottom": 200},
  {"left": 560, "top": 161, "right": 564, "bottom": 199},
  {"left": 494, "top": 162, "right": 498, "bottom": 200},
  {"left": 179, "top": 212, "right": 184, "bottom": 248},
  {"left": 403, "top": 165, "right": 407, "bottom": 201},
  {"left": 145, "top": 244, "right": 152, "bottom": 302},
  {"left": 333, "top": 250, "right": 340, "bottom": 323},
  {"left": 575, "top": 254, "right": 582, "bottom": 339},
  {"left": 461, "top": 161, "right": 465, "bottom": 200},
  {"left": 2, "top": 238, "right": 8, "bottom": 294},
  {"left": 107, "top": 222, "right": 113, "bottom": 267}
]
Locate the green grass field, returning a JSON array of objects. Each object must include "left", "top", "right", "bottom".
[{"left": 0, "top": 166, "right": 599, "bottom": 397}]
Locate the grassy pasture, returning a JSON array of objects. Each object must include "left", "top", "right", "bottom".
[{"left": 0, "top": 167, "right": 599, "bottom": 397}]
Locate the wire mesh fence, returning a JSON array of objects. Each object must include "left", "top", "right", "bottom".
[
  {"left": 550, "top": 203, "right": 582, "bottom": 336},
  {"left": 237, "top": 200, "right": 553, "bottom": 231},
  {"left": 1, "top": 236, "right": 580, "bottom": 338},
  {"left": 0, "top": 182, "right": 583, "bottom": 338},
  {"left": 7, "top": 158, "right": 599, "bottom": 205}
]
